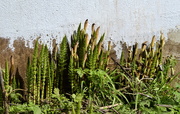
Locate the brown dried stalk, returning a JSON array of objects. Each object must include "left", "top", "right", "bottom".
[
  {"left": 111, "top": 57, "right": 132, "bottom": 78},
  {"left": 0, "top": 67, "right": 9, "bottom": 114},
  {"left": 99, "top": 103, "right": 122, "bottom": 110}
]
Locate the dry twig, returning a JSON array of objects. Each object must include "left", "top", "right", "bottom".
[
  {"left": 111, "top": 57, "right": 132, "bottom": 78},
  {"left": 99, "top": 103, "right": 122, "bottom": 110},
  {"left": 156, "top": 104, "right": 173, "bottom": 108}
]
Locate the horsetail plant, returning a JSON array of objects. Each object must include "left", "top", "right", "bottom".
[
  {"left": 29, "top": 40, "right": 39, "bottom": 104},
  {"left": 47, "top": 55, "right": 56, "bottom": 101},
  {"left": 68, "top": 49, "right": 75, "bottom": 93},
  {"left": 40, "top": 45, "right": 49, "bottom": 102},
  {"left": 4, "top": 61, "right": 9, "bottom": 89},
  {"left": 45, "top": 46, "right": 53, "bottom": 101},
  {"left": 58, "top": 35, "right": 70, "bottom": 93}
]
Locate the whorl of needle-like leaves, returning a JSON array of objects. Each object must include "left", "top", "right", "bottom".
[
  {"left": 28, "top": 40, "right": 38, "bottom": 103},
  {"left": 4, "top": 61, "right": 9, "bottom": 89},
  {"left": 58, "top": 36, "right": 70, "bottom": 93}
]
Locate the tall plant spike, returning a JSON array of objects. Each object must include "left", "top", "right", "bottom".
[
  {"left": 46, "top": 48, "right": 51, "bottom": 100},
  {"left": 26, "top": 57, "right": 31, "bottom": 102},
  {"left": 78, "top": 32, "right": 87, "bottom": 68},
  {"left": 84, "top": 19, "right": 88, "bottom": 32},
  {"left": 40, "top": 45, "right": 47, "bottom": 101},
  {"left": 9, "top": 56, "right": 15, "bottom": 86},
  {"left": 58, "top": 35, "right": 70, "bottom": 93},
  {"left": 150, "top": 35, "right": 156, "bottom": 49},
  {"left": 49, "top": 57, "right": 56, "bottom": 98},
  {"left": 91, "top": 23, "right": 95, "bottom": 33},
  {"left": 68, "top": 49, "right": 75, "bottom": 93},
  {"left": 85, "top": 34, "right": 89, "bottom": 52},
  {"left": 36, "top": 61, "right": 41, "bottom": 104},
  {"left": 94, "top": 26, "right": 100, "bottom": 45},
  {"left": 30, "top": 39, "right": 39, "bottom": 103},
  {"left": 4, "top": 61, "right": 9, "bottom": 89},
  {"left": 97, "top": 33, "right": 105, "bottom": 56}
]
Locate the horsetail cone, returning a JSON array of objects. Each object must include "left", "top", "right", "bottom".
[
  {"left": 98, "top": 42, "right": 102, "bottom": 56},
  {"left": 85, "top": 34, "right": 89, "bottom": 49},
  {"left": 132, "top": 43, "right": 138, "bottom": 61},
  {"left": 74, "top": 42, "right": 78, "bottom": 55},
  {"left": 91, "top": 42, "right": 95, "bottom": 51},
  {"left": 91, "top": 23, "right": 95, "bottom": 33},
  {"left": 84, "top": 19, "right": 88, "bottom": 32},
  {"left": 160, "top": 33, "right": 165, "bottom": 47},
  {"left": 94, "top": 26, "right": 100, "bottom": 45},
  {"left": 161, "top": 37, "right": 165, "bottom": 48},
  {"left": 128, "top": 50, "right": 132, "bottom": 62},
  {"left": 150, "top": 35, "right": 156, "bottom": 48},
  {"left": 83, "top": 53, "right": 87, "bottom": 68},
  {"left": 108, "top": 41, "right": 111, "bottom": 51},
  {"left": 95, "top": 26, "right": 100, "bottom": 39},
  {"left": 142, "top": 41, "right": 147, "bottom": 52}
]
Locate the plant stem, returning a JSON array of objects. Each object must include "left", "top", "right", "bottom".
[{"left": 0, "top": 68, "right": 9, "bottom": 114}]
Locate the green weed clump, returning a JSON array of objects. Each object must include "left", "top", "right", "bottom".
[
  {"left": 0, "top": 20, "right": 179, "bottom": 114},
  {"left": 112, "top": 34, "right": 180, "bottom": 113}
]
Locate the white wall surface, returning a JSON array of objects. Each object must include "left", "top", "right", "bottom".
[{"left": 0, "top": 0, "right": 180, "bottom": 57}]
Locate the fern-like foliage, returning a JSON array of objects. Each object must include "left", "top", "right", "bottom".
[
  {"left": 71, "top": 23, "right": 81, "bottom": 48},
  {"left": 58, "top": 36, "right": 70, "bottom": 93},
  {"left": 68, "top": 50, "right": 75, "bottom": 93},
  {"left": 26, "top": 57, "right": 31, "bottom": 102},
  {"left": 77, "top": 32, "right": 87, "bottom": 68},
  {"left": 39, "top": 45, "right": 48, "bottom": 102},
  {"left": 47, "top": 53, "right": 56, "bottom": 101},
  {"left": 27, "top": 40, "right": 39, "bottom": 103}
]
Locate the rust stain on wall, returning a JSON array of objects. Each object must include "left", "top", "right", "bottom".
[
  {"left": 164, "top": 30, "right": 180, "bottom": 74},
  {"left": 163, "top": 40, "right": 180, "bottom": 74},
  {"left": 0, "top": 37, "right": 33, "bottom": 78},
  {"left": 161, "top": 30, "right": 180, "bottom": 86}
]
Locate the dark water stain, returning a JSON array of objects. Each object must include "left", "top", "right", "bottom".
[{"left": 0, "top": 37, "right": 33, "bottom": 81}]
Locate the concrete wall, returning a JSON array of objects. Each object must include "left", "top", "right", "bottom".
[
  {"left": 0, "top": 0, "right": 180, "bottom": 55},
  {"left": 0, "top": 0, "right": 180, "bottom": 76}
]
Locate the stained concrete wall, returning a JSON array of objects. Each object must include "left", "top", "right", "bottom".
[
  {"left": 165, "top": 30, "right": 180, "bottom": 75},
  {"left": 0, "top": 0, "right": 180, "bottom": 76}
]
